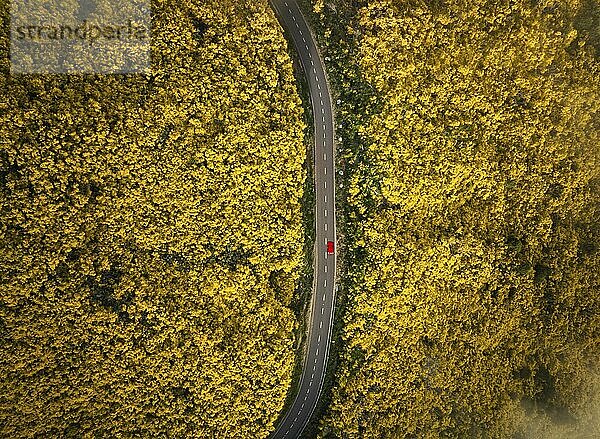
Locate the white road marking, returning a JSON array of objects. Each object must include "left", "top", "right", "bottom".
[
  {"left": 324, "top": 209, "right": 328, "bottom": 217},
  {"left": 322, "top": 108, "right": 325, "bottom": 114},
  {"left": 315, "top": 349, "right": 319, "bottom": 356},
  {"left": 324, "top": 167, "right": 327, "bottom": 175},
  {"left": 324, "top": 195, "right": 327, "bottom": 203},
  {"left": 325, "top": 223, "right": 328, "bottom": 231},
  {"left": 323, "top": 293, "right": 326, "bottom": 301},
  {"left": 319, "top": 321, "right": 323, "bottom": 329},
  {"left": 324, "top": 153, "right": 327, "bottom": 161},
  {"left": 319, "top": 91, "right": 322, "bottom": 98},
  {"left": 324, "top": 181, "right": 327, "bottom": 189},
  {"left": 324, "top": 265, "right": 328, "bottom": 273},
  {"left": 324, "top": 279, "right": 327, "bottom": 288},
  {"left": 321, "top": 307, "right": 324, "bottom": 315},
  {"left": 318, "top": 335, "right": 321, "bottom": 343},
  {"left": 320, "top": 100, "right": 324, "bottom": 106}
]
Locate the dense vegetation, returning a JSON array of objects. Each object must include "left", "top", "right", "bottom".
[
  {"left": 309, "top": 0, "right": 600, "bottom": 437},
  {"left": 0, "top": 0, "right": 306, "bottom": 437}
]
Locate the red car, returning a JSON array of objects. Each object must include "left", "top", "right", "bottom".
[{"left": 327, "top": 241, "right": 335, "bottom": 255}]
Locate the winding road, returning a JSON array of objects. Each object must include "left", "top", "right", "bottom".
[{"left": 270, "top": 1, "right": 337, "bottom": 438}]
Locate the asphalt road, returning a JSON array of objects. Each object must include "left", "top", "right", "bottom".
[{"left": 269, "top": 1, "right": 337, "bottom": 438}]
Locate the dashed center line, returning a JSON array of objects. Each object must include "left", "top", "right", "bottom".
[{"left": 271, "top": 4, "right": 338, "bottom": 438}]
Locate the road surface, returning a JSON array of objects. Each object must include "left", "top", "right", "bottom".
[{"left": 269, "top": 1, "right": 337, "bottom": 438}]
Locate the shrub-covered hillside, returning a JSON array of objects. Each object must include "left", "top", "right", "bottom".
[
  {"left": 0, "top": 0, "right": 305, "bottom": 437},
  {"left": 310, "top": 0, "right": 600, "bottom": 437}
]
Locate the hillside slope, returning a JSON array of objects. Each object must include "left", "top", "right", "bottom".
[{"left": 309, "top": 0, "right": 600, "bottom": 437}]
